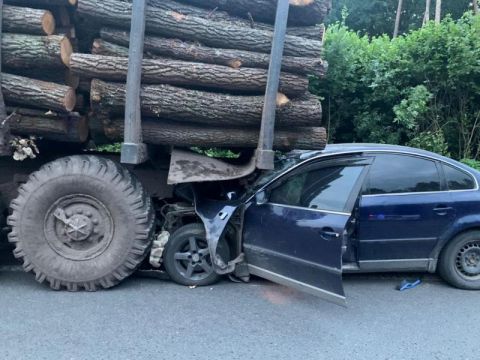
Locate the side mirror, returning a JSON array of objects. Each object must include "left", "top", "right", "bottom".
[{"left": 255, "top": 190, "right": 268, "bottom": 205}]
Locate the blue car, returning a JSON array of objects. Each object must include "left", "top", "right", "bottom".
[{"left": 163, "top": 144, "right": 480, "bottom": 304}]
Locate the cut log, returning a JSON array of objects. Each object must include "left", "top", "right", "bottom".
[
  {"left": 70, "top": 53, "right": 308, "bottom": 96},
  {"left": 176, "top": 0, "right": 332, "bottom": 26},
  {"left": 90, "top": 79, "right": 321, "bottom": 127},
  {"left": 147, "top": 0, "right": 324, "bottom": 40},
  {"left": 6, "top": 67, "right": 79, "bottom": 89},
  {"left": 8, "top": 107, "right": 88, "bottom": 143},
  {"left": 5, "top": 0, "right": 77, "bottom": 7},
  {"left": 2, "top": 73, "right": 76, "bottom": 112},
  {"left": 3, "top": 6, "right": 55, "bottom": 36},
  {"left": 2, "top": 34, "right": 72, "bottom": 69},
  {"left": 77, "top": 0, "right": 323, "bottom": 57},
  {"left": 92, "top": 38, "right": 130, "bottom": 57},
  {"left": 104, "top": 119, "right": 327, "bottom": 150},
  {"left": 100, "top": 29, "right": 326, "bottom": 76}
]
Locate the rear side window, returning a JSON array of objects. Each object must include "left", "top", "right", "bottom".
[
  {"left": 367, "top": 154, "right": 441, "bottom": 194},
  {"left": 443, "top": 164, "right": 475, "bottom": 190}
]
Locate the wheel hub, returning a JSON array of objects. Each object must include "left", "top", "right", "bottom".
[
  {"left": 65, "top": 214, "right": 93, "bottom": 241},
  {"left": 45, "top": 194, "right": 113, "bottom": 261},
  {"left": 456, "top": 242, "right": 480, "bottom": 277}
]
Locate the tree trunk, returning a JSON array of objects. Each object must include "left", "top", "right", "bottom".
[
  {"left": 7, "top": 107, "right": 88, "bottom": 143},
  {"left": 91, "top": 38, "right": 130, "bottom": 57},
  {"left": 2, "top": 34, "right": 72, "bottom": 69},
  {"left": 70, "top": 53, "right": 309, "bottom": 96},
  {"left": 2, "top": 73, "right": 76, "bottom": 112},
  {"left": 77, "top": 0, "right": 323, "bottom": 57},
  {"left": 5, "top": 67, "right": 79, "bottom": 88},
  {"left": 393, "top": 0, "right": 403, "bottom": 38},
  {"left": 423, "top": 0, "right": 431, "bottom": 26},
  {"left": 90, "top": 79, "right": 322, "bottom": 127},
  {"left": 474, "top": 0, "right": 479, "bottom": 15},
  {"left": 100, "top": 29, "right": 326, "bottom": 76},
  {"left": 435, "top": 0, "right": 441, "bottom": 24},
  {"left": 176, "top": 0, "right": 332, "bottom": 26},
  {"left": 104, "top": 119, "right": 327, "bottom": 150},
  {"left": 147, "top": 0, "right": 324, "bottom": 40},
  {"left": 3, "top": 5, "right": 55, "bottom": 36},
  {"left": 5, "top": 0, "right": 77, "bottom": 7}
]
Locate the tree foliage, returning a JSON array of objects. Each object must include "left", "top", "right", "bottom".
[
  {"left": 327, "top": 0, "right": 472, "bottom": 36},
  {"left": 311, "top": 14, "right": 480, "bottom": 159}
]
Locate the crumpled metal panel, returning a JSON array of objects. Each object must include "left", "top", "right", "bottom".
[{"left": 167, "top": 148, "right": 256, "bottom": 184}]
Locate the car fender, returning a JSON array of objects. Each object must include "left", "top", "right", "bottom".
[
  {"left": 430, "top": 214, "right": 480, "bottom": 261},
  {"left": 193, "top": 189, "right": 243, "bottom": 274}
]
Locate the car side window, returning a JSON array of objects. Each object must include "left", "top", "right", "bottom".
[
  {"left": 443, "top": 164, "right": 476, "bottom": 190},
  {"left": 269, "top": 165, "right": 364, "bottom": 213},
  {"left": 367, "top": 154, "right": 441, "bottom": 195}
]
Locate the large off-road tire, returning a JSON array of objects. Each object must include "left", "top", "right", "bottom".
[
  {"left": 163, "top": 223, "right": 230, "bottom": 287},
  {"left": 7, "top": 155, "right": 155, "bottom": 291},
  {"left": 438, "top": 231, "right": 480, "bottom": 290}
]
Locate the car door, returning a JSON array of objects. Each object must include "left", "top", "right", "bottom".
[
  {"left": 357, "top": 153, "right": 456, "bottom": 270},
  {"left": 242, "top": 156, "right": 371, "bottom": 305}
]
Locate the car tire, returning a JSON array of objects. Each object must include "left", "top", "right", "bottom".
[
  {"left": 438, "top": 231, "right": 480, "bottom": 290},
  {"left": 8, "top": 155, "right": 155, "bottom": 291},
  {"left": 163, "top": 223, "right": 230, "bottom": 287}
]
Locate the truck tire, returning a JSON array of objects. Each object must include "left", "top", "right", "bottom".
[
  {"left": 163, "top": 223, "right": 230, "bottom": 287},
  {"left": 438, "top": 231, "right": 480, "bottom": 290},
  {"left": 7, "top": 155, "right": 155, "bottom": 291}
]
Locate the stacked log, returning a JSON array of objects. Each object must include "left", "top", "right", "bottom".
[
  {"left": 2, "top": 0, "right": 331, "bottom": 150},
  {"left": 1, "top": 1, "right": 82, "bottom": 142}
]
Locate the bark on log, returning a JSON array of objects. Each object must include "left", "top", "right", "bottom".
[
  {"left": 100, "top": 29, "right": 326, "bottom": 76},
  {"left": 7, "top": 107, "right": 88, "bottom": 143},
  {"left": 2, "top": 34, "right": 72, "bottom": 69},
  {"left": 70, "top": 53, "right": 308, "bottom": 96},
  {"left": 92, "top": 38, "right": 130, "bottom": 57},
  {"left": 2, "top": 73, "right": 76, "bottom": 112},
  {"left": 90, "top": 79, "right": 321, "bottom": 127},
  {"left": 3, "top": 6, "right": 55, "bottom": 36},
  {"left": 176, "top": 0, "right": 332, "bottom": 26},
  {"left": 5, "top": 0, "right": 77, "bottom": 7},
  {"left": 77, "top": 0, "right": 323, "bottom": 57},
  {"left": 147, "top": 0, "right": 324, "bottom": 40},
  {"left": 6, "top": 67, "right": 79, "bottom": 88},
  {"left": 104, "top": 119, "right": 327, "bottom": 150}
]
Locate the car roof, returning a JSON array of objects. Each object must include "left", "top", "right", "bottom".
[{"left": 296, "top": 143, "right": 479, "bottom": 175}]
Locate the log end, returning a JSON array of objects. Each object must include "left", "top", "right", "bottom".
[
  {"left": 276, "top": 93, "right": 290, "bottom": 107},
  {"left": 42, "top": 11, "right": 56, "bottom": 36},
  {"left": 64, "top": 88, "right": 77, "bottom": 112},
  {"left": 69, "top": 0, "right": 78, "bottom": 6},
  {"left": 228, "top": 59, "right": 243, "bottom": 69},
  {"left": 60, "top": 36, "right": 73, "bottom": 67},
  {"left": 289, "top": 0, "right": 315, "bottom": 6}
]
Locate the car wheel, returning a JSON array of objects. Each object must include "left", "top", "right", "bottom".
[
  {"left": 163, "top": 223, "right": 230, "bottom": 286},
  {"left": 438, "top": 231, "right": 480, "bottom": 290},
  {"left": 8, "top": 155, "right": 155, "bottom": 291}
]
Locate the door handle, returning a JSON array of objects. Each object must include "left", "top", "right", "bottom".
[
  {"left": 320, "top": 228, "right": 340, "bottom": 239},
  {"left": 433, "top": 205, "right": 453, "bottom": 216}
]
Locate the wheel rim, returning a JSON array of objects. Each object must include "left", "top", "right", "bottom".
[
  {"left": 455, "top": 240, "right": 480, "bottom": 280},
  {"left": 173, "top": 236, "right": 214, "bottom": 282},
  {"left": 44, "top": 194, "right": 114, "bottom": 261}
]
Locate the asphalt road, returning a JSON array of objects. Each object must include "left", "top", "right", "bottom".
[{"left": 0, "top": 267, "right": 478, "bottom": 360}]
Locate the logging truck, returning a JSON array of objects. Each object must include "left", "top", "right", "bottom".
[{"left": 0, "top": 0, "right": 336, "bottom": 300}]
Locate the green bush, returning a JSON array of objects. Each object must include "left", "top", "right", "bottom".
[
  {"left": 311, "top": 14, "right": 480, "bottom": 160},
  {"left": 461, "top": 158, "right": 480, "bottom": 171}
]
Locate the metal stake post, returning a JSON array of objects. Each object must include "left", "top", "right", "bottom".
[
  {"left": 255, "top": 0, "right": 290, "bottom": 170},
  {"left": 0, "top": 0, "right": 11, "bottom": 156},
  {"left": 121, "top": 0, "right": 148, "bottom": 164}
]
